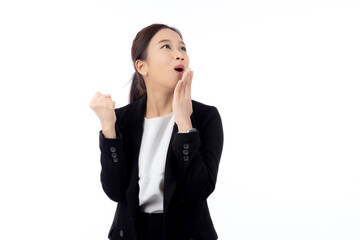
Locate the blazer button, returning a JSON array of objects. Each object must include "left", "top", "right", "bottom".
[
  {"left": 119, "top": 229, "right": 124, "bottom": 237},
  {"left": 183, "top": 143, "right": 189, "bottom": 149},
  {"left": 183, "top": 156, "right": 189, "bottom": 161},
  {"left": 111, "top": 152, "right": 117, "bottom": 158},
  {"left": 182, "top": 149, "right": 189, "bottom": 155},
  {"left": 113, "top": 157, "right": 119, "bottom": 163},
  {"left": 110, "top": 147, "right": 116, "bottom": 152}
]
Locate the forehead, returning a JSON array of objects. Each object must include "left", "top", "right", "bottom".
[{"left": 149, "top": 28, "right": 183, "bottom": 46}]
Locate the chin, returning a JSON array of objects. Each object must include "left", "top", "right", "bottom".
[
  {"left": 161, "top": 75, "right": 181, "bottom": 89},
  {"left": 169, "top": 80, "right": 178, "bottom": 90}
]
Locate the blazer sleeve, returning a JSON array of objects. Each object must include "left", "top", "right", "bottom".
[
  {"left": 99, "top": 129, "right": 128, "bottom": 202},
  {"left": 171, "top": 106, "right": 224, "bottom": 202}
]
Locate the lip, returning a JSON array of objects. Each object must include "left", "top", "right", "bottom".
[{"left": 174, "top": 64, "right": 185, "bottom": 73}]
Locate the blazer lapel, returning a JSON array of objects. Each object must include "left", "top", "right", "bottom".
[
  {"left": 124, "top": 95, "right": 146, "bottom": 225},
  {"left": 163, "top": 123, "right": 179, "bottom": 214}
]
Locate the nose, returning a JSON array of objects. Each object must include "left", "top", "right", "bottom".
[{"left": 175, "top": 49, "right": 185, "bottom": 60}]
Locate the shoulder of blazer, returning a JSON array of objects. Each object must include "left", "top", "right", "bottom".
[
  {"left": 112, "top": 95, "right": 146, "bottom": 135},
  {"left": 190, "top": 100, "right": 221, "bottom": 134},
  {"left": 191, "top": 99, "right": 218, "bottom": 121}
]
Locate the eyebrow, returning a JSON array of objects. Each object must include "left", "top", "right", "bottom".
[{"left": 157, "top": 39, "right": 186, "bottom": 45}]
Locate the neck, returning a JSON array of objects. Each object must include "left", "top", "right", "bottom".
[{"left": 145, "top": 90, "right": 173, "bottom": 119}]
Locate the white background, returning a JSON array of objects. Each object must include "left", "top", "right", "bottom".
[{"left": 1, "top": 0, "right": 359, "bottom": 239}]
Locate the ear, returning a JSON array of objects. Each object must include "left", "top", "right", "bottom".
[{"left": 135, "top": 59, "right": 148, "bottom": 76}]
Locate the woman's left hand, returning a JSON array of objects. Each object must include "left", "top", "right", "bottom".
[{"left": 173, "top": 67, "right": 194, "bottom": 132}]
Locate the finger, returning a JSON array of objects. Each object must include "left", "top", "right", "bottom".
[
  {"left": 104, "top": 94, "right": 111, "bottom": 98},
  {"left": 89, "top": 92, "right": 99, "bottom": 107},
  {"left": 174, "top": 79, "right": 182, "bottom": 101},
  {"left": 180, "top": 67, "right": 189, "bottom": 82},
  {"left": 184, "top": 68, "right": 192, "bottom": 98},
  {"left": 180, "top": 80, "right": 186, "bottom": 100},
  {"left": 185, "top": 70, "right": 193, "bottom": 99},
  {"left": 180, "top": 70, "right": 190, "bottom": 99},
  {"left": 185, "top": 69, "right": 192, "bottom": 89}
]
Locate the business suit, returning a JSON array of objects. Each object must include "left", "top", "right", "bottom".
[{"left": 98, "top": 93, "right": 224, "bottom": 240}]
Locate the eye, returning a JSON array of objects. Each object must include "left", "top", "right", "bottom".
[
  {"left": 181, "top": 46, "right": 187, "bottom": 52},
  {"left": 161, "top": 44, "right": 171, "bottom": 49}
]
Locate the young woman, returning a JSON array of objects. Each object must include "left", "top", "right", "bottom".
[{"left": 89, "top": 23, "right": 224, "bottom": 240}]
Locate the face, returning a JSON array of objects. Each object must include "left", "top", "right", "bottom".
[{"left": 136, "top": 28, "right": 190, "bottom": 91}]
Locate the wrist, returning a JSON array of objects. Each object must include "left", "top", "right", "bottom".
[
  {"left": 101, "top": 124, "right": 116, "bottom": 139},
  {"left": 101, "top": 120, "right": 115, "bottom": 129},
  {"left": 178, "top": 123, "right": 193, "bottom": 133},
  {"left": 102, "top": 129, "right": 116, "bottom": 139}
]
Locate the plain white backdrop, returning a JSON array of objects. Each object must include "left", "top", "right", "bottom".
[{"left": 0, "top": 0, "right": 359, "bottom": 239}]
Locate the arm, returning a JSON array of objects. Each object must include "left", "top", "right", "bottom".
[
  {"left": 99, "top": 129, "right": 128, "bottom": 202},
  {"left": 171, "top": 106, "right": 224, "bottom": 202}
]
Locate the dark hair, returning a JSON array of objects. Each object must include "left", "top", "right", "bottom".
[{"left": 128, "top": 23, "right": 183, "bottom": 104}]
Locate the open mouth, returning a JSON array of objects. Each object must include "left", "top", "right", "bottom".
[{"left": 174, "top": 65, "right": 185, "bottom": 73}]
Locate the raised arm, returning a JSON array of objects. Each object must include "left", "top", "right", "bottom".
[
  {"left": 89, "top": 92, "right": 128, "bottom": 202},
  {"left": 172, "top": 106, "right": 224, "bottom": 202}
]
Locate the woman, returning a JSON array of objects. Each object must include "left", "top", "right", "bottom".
[{"left": 89, "top": 23, "right": 224, "bottom": 240}]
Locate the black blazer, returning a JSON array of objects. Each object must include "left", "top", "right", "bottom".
[{"left": 98, "top": 94, "right": 224, "bottom": 240}]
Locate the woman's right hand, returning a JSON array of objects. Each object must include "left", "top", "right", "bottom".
[{"left": 89, "top": 92, "right": 117, "bottom": 128}]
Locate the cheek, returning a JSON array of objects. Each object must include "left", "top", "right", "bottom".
[
  {"left": 182, "top": 54, "right": 189, "bottom": 63},
  {"left": 150, "top": 55, "right": 169, "bottom": 69}
]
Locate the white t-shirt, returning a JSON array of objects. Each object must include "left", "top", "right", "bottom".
[{"left": 138, "top": 111, "right": 175, "bottom": 213}]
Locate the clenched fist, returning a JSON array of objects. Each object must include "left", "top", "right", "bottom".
[{"left": 89, "top": 92, "right": 117, "bottom": 138}]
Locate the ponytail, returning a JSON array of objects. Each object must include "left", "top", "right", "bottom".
[{"left": 129, "top": 71, "right": 147, "bottom": 104}]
